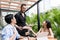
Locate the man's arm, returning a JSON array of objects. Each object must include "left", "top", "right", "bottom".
[
  {"left": 15, "top": 25, "right": 31, "bottom": 30},
  {"left": 15, "top": 25, "right": 23, "bottom": 30},
  {"left": 23, "top": 26, "right": 37, "bottom": 36}
]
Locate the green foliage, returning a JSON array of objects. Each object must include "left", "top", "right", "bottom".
[
  {"left": 26, "top": 14, "right": 38, "bottom": 32},
  {"left": 26, "top": 8, "right": 60, "bottom": 39}
]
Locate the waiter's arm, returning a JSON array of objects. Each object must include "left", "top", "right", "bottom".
[{"left": 15, "top": 25, "right": 23, "bottom": 30}]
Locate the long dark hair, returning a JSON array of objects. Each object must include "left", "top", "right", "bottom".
[{"left": 45, "top": 20, "right": 52, "bottom": 29}]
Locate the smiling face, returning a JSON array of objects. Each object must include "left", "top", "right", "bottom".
[
  {"left": 11, "top": 16, "right": 16, "bottom": 24},
  {"left": 21, "top": 6, "right": 26, "bottom": 13},
  {"left": 42, "top": 20, "right": 51, "bottom": 29},
  {"left": 21, "top": 4, "right": 26, "bottom": 13},
  {"left": 42, "top": 21, "right": 47, "bottom": 28}
]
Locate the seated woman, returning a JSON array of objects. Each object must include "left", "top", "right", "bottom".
[{"left": 37, "top": 20, "right": 54, "bottom": 38}]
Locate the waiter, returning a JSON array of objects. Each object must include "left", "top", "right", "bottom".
[{"left": 15, "top": 4, "right": 32, "bottom": 37}]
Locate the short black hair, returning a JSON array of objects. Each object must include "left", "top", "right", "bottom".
[
  {"left": 5, "top": 14, "right": 13, "bottom": 24},
  {"left": 21, "top": 4, "right": 26, "bottom": 8}
]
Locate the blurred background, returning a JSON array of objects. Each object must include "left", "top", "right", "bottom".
[{"left": 0, "top": 0, "right": 60, "bottom": 40}]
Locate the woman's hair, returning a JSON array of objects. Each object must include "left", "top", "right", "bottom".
[{"left": 45, "top": 20, "right": 52, "bottom": 29}]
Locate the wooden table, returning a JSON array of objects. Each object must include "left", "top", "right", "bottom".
[
  {"left": 20, "top": 37, "right": 57, "bottom": 40},
  {"left": 48, "top": 39, "right": 57, "bottom": 40},
  {"left": 48, "top": 38, "right": 57, "bottom": 40},
  {"left": 48, "top": 37, "right": 57, "bottom": 40},
  {"left": 29, "top": 37, "right": 57, "bottom": 40}
]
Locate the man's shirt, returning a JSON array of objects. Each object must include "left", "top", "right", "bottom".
[
  {"left": 15, "top": 11, "right": 26, "bottom": 27},
  {"left": 2, "top": 24, "right": 20, "bottom": 40}
]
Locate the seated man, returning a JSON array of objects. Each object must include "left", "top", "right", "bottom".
[
  {"left": 15, "top": 4, "right": 36, "bottom": 37},
  {"left": 2, "top": 14, "right": 22, "bottom": 40}
]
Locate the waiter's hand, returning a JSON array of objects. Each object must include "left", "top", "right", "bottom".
[{"left": 25, "top": 32, "right": 30, "bottom": 35}]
